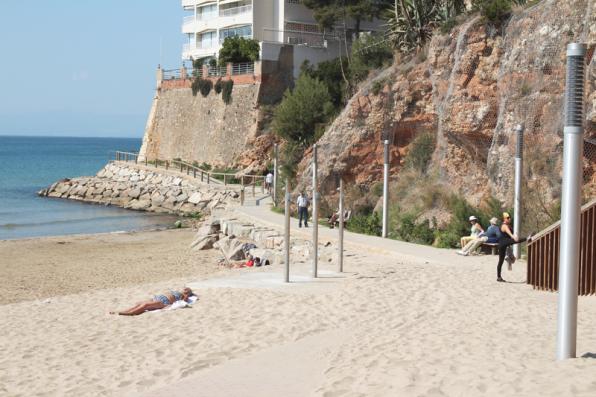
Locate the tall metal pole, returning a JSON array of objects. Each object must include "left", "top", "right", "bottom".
[
  {"left": 312, "top": 144, "right": 318, "bottom": 278},
  {"left": 557, "top": 42, "right": 586, "bottom": 361},
  {"left": 338, "top": 178, "right": 344, "bottom": 273},
  {"left": 284, "top": 178, "right": 291, "bottom": 283},
  {"left": 273, "top": 143, "right": 279, "bottom": 206},
  {"left": 513, "top": 124, "right": 524, "bottom": 259},
  {"left": 382, "top": 139, "right": 390, "bottom": 238}
]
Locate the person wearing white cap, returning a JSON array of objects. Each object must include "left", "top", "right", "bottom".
[
  {"left": 457, "top": 217, "right": 501, "bottom": 256},
  {"left": 460, "top": 215, "right": 484, "bottom": 249}
]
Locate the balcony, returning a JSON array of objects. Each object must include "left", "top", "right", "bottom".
[
  {"left": 182, "top": 0, "right": 216, "bottom": 8},
  {"left": 182, "top": 42, "right": 220, "bottom": 60},
  {"left": 219, "top": 4, "right": 252, "bottom": 17}
]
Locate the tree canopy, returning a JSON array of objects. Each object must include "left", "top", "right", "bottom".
[
  {"left": 302, "top": 0, "right": 393, "bottom": 32},
  {"left": 272, "top": 74, "right": 334, "bottom": 145},
  {"left": 218, "top": 36, "right": 260, "bottom": 64}
]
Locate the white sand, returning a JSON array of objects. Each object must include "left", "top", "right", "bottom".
[{"left": 2, "top": 218, "right": 596, "bottom": 397}]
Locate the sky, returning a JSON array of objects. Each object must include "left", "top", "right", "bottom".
[{"left": 0, "top": 1, "right": 184, "bottom": 138}]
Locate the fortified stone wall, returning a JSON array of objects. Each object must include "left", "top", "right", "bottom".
[
  {"left": 39, "top": 162, "right": 240, "bottom": 215},
  {"left": 138, "top": 83, "right": 261, "bottom": 168}
]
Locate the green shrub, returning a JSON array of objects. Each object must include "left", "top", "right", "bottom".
[
  {"left": 371, "top": 80, "right": 385, "bottom": 95},
  {"left": 440, "top": 17, "right": 458, "bottom": 34},
  {"left": 218, "top": 36, "right": 260, "bottom": 64},
  {"left": 347, "top": 211, "right": 382, "bottom": 236},
  {"left": 301, "top": 59, "right": 348, "bottom": 108},
  {"left": 405, "top": 132, "right": 436, "bottom": 173},
  {"left": 473, "top": 0, "right": 526, "bottom": 23},
  {"left": 214, "top": 78, "right": 223, "bottom": 94},
  {"left": 350, "top": 34, "right": 394, "bottom": 83},
  {"left": 272, "top": 73, "right": 334, "bottom": 145},
  {"left": 209, "top": 58, "right": 217, "bottom": 68},
  {"left": 222, "top": 79, "right": 234, "bottom": 104},
  {"left": 191, "top": 77, "right": 213, "bottom": 97},
  {"left": 520, "top": 81, "right": 531, "bottom": 96}
]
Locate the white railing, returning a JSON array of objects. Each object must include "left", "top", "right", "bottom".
[
  {"left": 231, "top": 62, "right": 254, "bottom": 75},
  {"left": 183, "top": 15, "right": 195, "bottom": 24},
  {"left": 219, "top": 4, "right": 252, "bottom": 17},
  {"left": 183, "top": 42, "right": 217, "bottom": 52}
]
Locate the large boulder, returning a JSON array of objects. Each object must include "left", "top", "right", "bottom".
[{"left": 190, "top": 234, "right": 218, "bottom": 250}]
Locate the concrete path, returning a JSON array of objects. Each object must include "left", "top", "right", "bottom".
[{"left": 235, "top": 202, "right": 492, "bottom": 268}]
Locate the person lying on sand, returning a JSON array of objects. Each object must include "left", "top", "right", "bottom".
[{"left": 110, "top": 287, "right": 194, "bottom": 316}]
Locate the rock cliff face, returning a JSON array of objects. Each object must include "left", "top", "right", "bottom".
[
  {"left": 295, "top": 0, "right": 595, "bottom": 211},
  {"left": 39, "top": 163, "right": 240, "bottom": 215},
  {"left": 138, "top": 84, "right": 262, "bottom": 168}
]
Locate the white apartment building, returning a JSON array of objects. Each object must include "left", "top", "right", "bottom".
[{"left": 181, "top": 0, "right": 380, "bottom": 64}]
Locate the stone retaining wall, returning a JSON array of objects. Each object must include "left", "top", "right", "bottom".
[{"left": 38, "top": 162, "right": 240, "bottom": 215}]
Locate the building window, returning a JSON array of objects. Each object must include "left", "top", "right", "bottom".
[
  {"left": 197, "top": 4, "right": 217, "bottom": 20},
  {"left": 287, "top": 0, "right": 301, "bottom": 4},
  {"left": 219, "top": 25, "right": 252, "bottom": 43},
  {"left": 198, "top": 31, "right": 217, "bottom": 49}
]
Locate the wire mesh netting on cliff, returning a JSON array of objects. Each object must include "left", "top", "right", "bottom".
[{"left": 434, "top": 1, "right": 595, "bottom": 235}]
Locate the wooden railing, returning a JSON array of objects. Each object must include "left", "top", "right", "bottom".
[
  {"left": 527, "top": 198, "right": 596, "bottom": 295},
  {"left": 113, "top": 151, "right": 266, "bottom": 194}
]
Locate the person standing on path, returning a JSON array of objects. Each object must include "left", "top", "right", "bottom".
[
  {"left": 496, "top": 212, "right": 533, "bottom": 282},
  {"left": 265, "top": 171, "right": 273, "bottom": 194},
  {"left": 297, "top": 192, "right": 309, "bottom": 228}
]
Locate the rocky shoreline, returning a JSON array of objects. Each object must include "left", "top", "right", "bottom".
[{"left": 38, "top": 162, "right": 240, "bottom": 216}]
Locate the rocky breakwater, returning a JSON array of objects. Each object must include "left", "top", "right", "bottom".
[
  {"left": 192, "top": 216, "right": 340, "bottom": 267},
  {"left": 38, "top": 162, "right": 240, "bottom": 215}
]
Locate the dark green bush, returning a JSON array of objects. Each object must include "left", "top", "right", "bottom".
[
  {"left": 214, "top": 78, "right": 223, "bottom": 94},
  {"left": 191, "top": 77, "right": 213, "bottom": 97},
  {"left": 222, "top": 79, "right": 234, "bottom": 104},
  {"left": 272, "top": 73, "right": 334, "bottom": 145},
  {"left": 218, "top": 36, "right": 260, "bottom": 64},
  {"left": 440, "top": 17, "right": 458, "bottom": 34},
  {"left": 405, "top": 132, "right": 436, "bottom": 173},
  {"left": 371, "top": 80, "right": 384, "bottom": 95},
  {"left": 347, "top": 211, "right": 382, "bottom": 236},
  {"left": 473, "top": 0, "right": 526, "bottom": 23}
]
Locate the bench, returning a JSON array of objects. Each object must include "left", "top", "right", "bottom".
[{"left": 481, "top": 242, "right": 499, "bottom": 255}]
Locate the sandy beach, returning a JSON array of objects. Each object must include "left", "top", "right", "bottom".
[{"left": 2, "top": 210, "right": 596, "bottom": 397}]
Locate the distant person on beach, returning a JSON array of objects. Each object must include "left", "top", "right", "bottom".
[
  {"left": 110, "top": 287, "right": 194, "bottom": 316},
  {"left": 265, "top": 172, "right": 273, "bottom": 194},
  {"left": 457, "top": 217, "right": 501, "bottom": 256},
  {"left": 297, "top": 192, "right": 309, "bottom": 228},
  {"left": 496, "top": 212, "right": 533, "bottom": 282},
  {"left": 460, "top": 215, "right": 484, "bottom": 248}
]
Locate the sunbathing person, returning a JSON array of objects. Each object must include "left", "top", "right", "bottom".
[{"left": 110, "top": 287, "right": 194, "bottom": 316}]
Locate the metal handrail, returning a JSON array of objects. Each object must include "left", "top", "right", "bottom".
[{"left": 113, "top": 151, "right": 265, "bottom": 189}]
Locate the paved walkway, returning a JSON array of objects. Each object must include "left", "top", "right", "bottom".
[{"left": 234, "top": 202, "right": 498, "bottom": 268}]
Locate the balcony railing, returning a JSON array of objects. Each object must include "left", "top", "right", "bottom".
[
  {"left": 232, "top": 62, "right": 254, "bottom": 75},
  {"left": 183, "top": 42, "right": 218, "bottom": 53},
  {"left": 219, "top": 4, "right": 252, "bottom": 17}
]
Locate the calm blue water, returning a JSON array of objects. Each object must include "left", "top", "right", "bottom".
[{"left": 0, "top": 136, "right": 177, "bottom": 240}]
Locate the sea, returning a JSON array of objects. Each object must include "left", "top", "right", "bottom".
[{"left": 0, "top": 136, "right": 178, "bottom": 240}]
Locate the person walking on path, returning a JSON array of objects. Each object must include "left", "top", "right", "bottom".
[
  {"left": 496, "top": 212, "right": 533, "bottom": 282},
  {"left": 265, "top": 171, "right": 273, "bottom": 194},
  {"left": 297, "top": 192, "right": 309, "bottom": 228}
]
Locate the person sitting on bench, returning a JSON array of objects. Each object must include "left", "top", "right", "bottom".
[
  {"left": 457, "top": 217, "right": 501, "bottom": 256},
  {"left": 328, "top": 210, "right": 350, "bottom": 228},
  {"left": 460, "top": 215, "right": 484, "bottom": 248}
]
